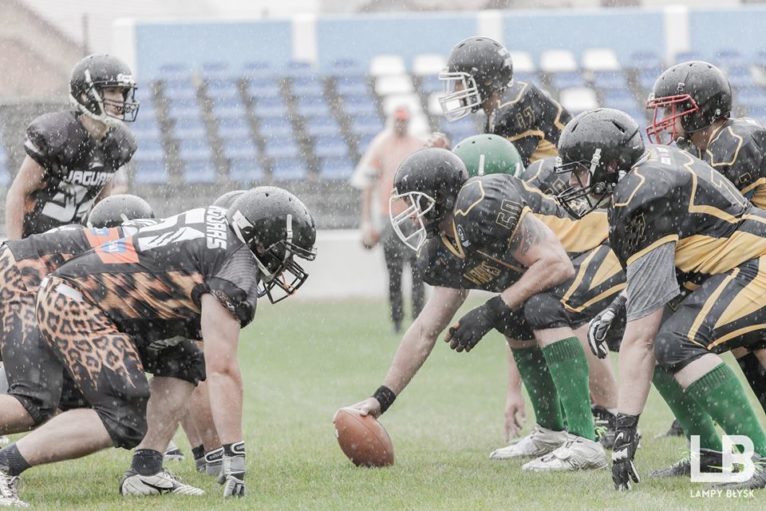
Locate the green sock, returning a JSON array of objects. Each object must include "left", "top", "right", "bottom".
[
  {"left": 686, "top": 363, "right": 766, "bottom": 457},
  {"left": 542, "top": 337, "right": 595, "bottom": 440},
  {"left": 652, "top": 366, "right": 722, "bottom": 451},
  {"left": 512, "top": 346, "right": 565, "bottom": 431}
]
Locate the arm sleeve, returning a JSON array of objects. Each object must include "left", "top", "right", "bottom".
[
  {"left": 206, "top": 245, "right": 260, "bottom": 327},
  {"left": 625, "top": 241, "right": 680, "bottom": 321}
]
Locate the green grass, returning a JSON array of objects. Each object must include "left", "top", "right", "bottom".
[{"left": 18, "top": 298, "right": 766, "bottom": 510}]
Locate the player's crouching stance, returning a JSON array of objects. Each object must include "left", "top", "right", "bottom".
[
  {"left": 556, "top": 108, "right": 766, "bottom": 491},
  {"left": 348, "top": 148, "right": 608, "bottom": 472},
  {"left": 0, "top": 187, "right": 316, "bottom": 506}
]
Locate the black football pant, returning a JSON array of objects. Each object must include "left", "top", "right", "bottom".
[{"left": 381, "top": 224, "right": 424, "bottom": 328}]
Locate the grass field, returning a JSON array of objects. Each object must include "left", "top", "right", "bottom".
[{"left": 16, "top": 297, "right": 766, "bottom": 510}]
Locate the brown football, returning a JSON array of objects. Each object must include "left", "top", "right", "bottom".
[{"left": 333, "top": 408, "right": 394, "bottom": 467}]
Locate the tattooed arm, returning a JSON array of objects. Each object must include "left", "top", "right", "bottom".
[{"left": 498, "top": 213, "right": 574, "bottom": 310}]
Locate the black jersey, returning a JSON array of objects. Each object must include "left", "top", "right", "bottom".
[
  {"left": 22, "top": 110, "right": 136, "bottom": 236},
  {"left": 4, "top": 224, "right": 140, "bottom": 291},
  {"left": 486, "top": 81, "right": 571, "bottom": 166},
  {"left": 685, "top": 118, "right": 766, "bottom": 208},
  {"left": 52, "top": 206, "right": 260, "bottom": 343},
  {"left": 609, "top": 144, "right": 766, "bottom": 289}
]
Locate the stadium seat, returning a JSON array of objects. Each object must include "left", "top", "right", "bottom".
[
  {"left": 253, "top": 96, "right": 288, "bottom": 118},
  {"left": 222, "top": 137, "right": 258, "bottom": 159},
  {"left": 510, "top": 51, "right": 536, "bottom": 73},
  {"left": 262, "top": 140, "right": 300, "bottom": 159},
  {"left": 375, "top": 75, "right": 414, "bottom": 96},
  {"left": 582, "top": 48, "right": 620, "bottom": 72},
  {"left": 271, "top": 157, "right": 307, "bottom": 181},
  {"left": 627, "top": 51, "right": 664, "bottom": 71},
  {"left": 560, "top": 87, "right": 599, "bottom": 114},
  {"left": 351, "top": 115, "right": 384, "bottom": 136},
  {"left": 382, "top": 94, "right": 421, "bottom": 115},
  {"left": 674, "top": 51, "right": 702, "bottom": 64},
  {"left": 229, "top": 156, "right": 264, "bottom": 184},
  {"left": 258, "top": 117, "right": 294, "bottom": 137},
  {"left": 370, "top": 55, "right": 406, "bottom": 77},
  {"left": 247, "top": 78, "right": 281, "bottom": 98},
  {"left": 296, "top": 96, "right": 331, "bottom": 118},
  {"left": 218, "top": 117, "right": 251, "bottom": 139},
  {"left": 314, "top": 140, "right": 348, "bottom": 159},
  {"left": 178, "top": 137, "right": 212, "bottom": 160},
  {"left": 715, "top": 49, "right": 745, "bottom": 69},
  {"left": 540, "top": 49, "right": 578, "bottom": 73},
  {"left": 183, "top": 157, "right": 217, "bottom": 184},
  {"left": 551, "top": 71, "right": 587, "bottom": 90},
  {"left": 335, "top": 75, "right": 370, "bottom": 97},
  {"left": 319, "top": 156, "right": 354, "bottom": 180},
  {"left": 305, "top": 117, "right": 341, "bottom": 137},
  {"left": 133, "top": 157, "right": 168, "bottom": 184},
  {"left": 175, "top": 125, "right": 208, "bottom": 140},
  {"left": 136, "top": 138, "right": 164, "bottom": 153},
  {"left": 727, "top": 66, "right": 755, "bottom": 89},
  {"left": 292, "top": 76, "right": 325, "bottom": 96},
  {"left": 342, "top": 95, "right": 378, "bottom": 117},
  {"left": 592, "top": 71, "right": 628, "bottom": 90},
  {"left": 412, "top": 54, "right": 446, "bottom": 77},
  {"left": 420, "top": 75, "right": 442, "bottom": 95}
]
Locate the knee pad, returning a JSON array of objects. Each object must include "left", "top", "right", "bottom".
[{"left": 523, "top": 293, "right": 569, "bottom": 330}]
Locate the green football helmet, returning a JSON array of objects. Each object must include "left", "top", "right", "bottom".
[{"left": 452, "top": 135, "right": 524, "bottom": 177}]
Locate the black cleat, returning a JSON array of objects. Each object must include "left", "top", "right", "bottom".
[{"left": 650, "top": 448, "right": 723, "bottom": 478}]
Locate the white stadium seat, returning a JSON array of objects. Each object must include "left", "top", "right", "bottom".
[
  {"left": 510, "top": 51, "right": 536, "bottom": 73},
  {"left": 374, "top": 74, "right": 414, "bottom": 96},
  {"left": 582, "top": 48, "right": 621, "bottom": 72},
  {"left": 369, "top": 55, "right": 406, "bottom": 76},
  {"left": 560, "top": 87, "right": 599, "bottom": 114},
  {"left": 540, "top": 49, "right": 578, "bottom": 73},
  {"left": 428, "top": 92, "right": 444, "bottom": 116},
  {"left": 412, "top": 54, "right": 447, "bottom": 76}
]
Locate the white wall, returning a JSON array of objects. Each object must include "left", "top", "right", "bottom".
[{"left": 295, "top": 229, "right": 415, "bottom": 300}]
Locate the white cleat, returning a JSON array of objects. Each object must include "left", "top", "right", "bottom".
[
  {"left": 120, "top": 469, "right": 204, "bottom": 496},
  {"left": 489, "top": 425, "right": 568, "bottom": 460},
  {"left": 0, "top": 469, "right": 27, "bottom": 508},
  {"left": 522, "top": 434, "right": 608, "bottom": 472}
]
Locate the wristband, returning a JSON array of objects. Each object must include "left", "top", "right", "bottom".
[{"left": 372, "top": 385, "right": 396, "bottom": 414}]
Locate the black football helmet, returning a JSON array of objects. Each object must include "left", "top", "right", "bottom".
[
  {"left": 390, "top": 148, "right": 469, "bottom": 251},
  {"left": 646, "top": 61, "right": 731, "bottom": 144},
  {"left": 87, "top": 194, "right": 155, "bottom": 228},
  {"left": 212, "top": 190, "right": 246, "bottom": 210},
  {"left": 227, "top": 186, "right": 317, "bottom": 303},
  {"left": 70, "top": 54, "right": 139, "bottom": 126},
  {"left": 555, "top": 108, "right": 645, "bottom": 219},
  {"left": 439, "top": 36, "right": 514, "bottom": 121}
]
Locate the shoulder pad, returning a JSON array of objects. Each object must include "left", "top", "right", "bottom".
[
  {"left": 705, "top": 119, "right": 766, "bottom": 192},
  {"left": 104, "top": 124, "right": 138, "bottom": 167},
  {"left": 453, "top": 175, "right": 526, "bottom": 248},
  {"left": 25, "top": 111, "right": 84, "bottom": 166}
]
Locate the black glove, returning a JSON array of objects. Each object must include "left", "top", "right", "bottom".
[
  {"left": 446, "top": 296, "right": 512, "bottom": 353},
  {"left": 612, "top": 414, "right": 641, "bottom": 491},
  {"left": 218, "top": 442, "right": 246, "bottom": 497},
  {"left": 587, "top": 294, "right": 626, "bottom": 359}
]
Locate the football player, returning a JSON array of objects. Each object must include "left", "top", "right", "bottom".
[
  {"left": 453, "top": 137, "right": 621, "bottom": 451},
  {"left": 4, "top": 54, "right": 138, "bottom": 240},
  {"left": 646, "top": 61, "right": 766, "bottom": 414},
  {"left": 348, "top": 147, "right": 609, "bottom": 472},
  {"left": 0, "top": 196, "right": 208, "bottom": 500},
  {"left": 556, "top": 108, "right": 766, "bottom": 490},
  {"left": 440, "top": 36, "right": 571, "bottom": 166},
  {"left": 0, "top": 187, "right": 317, "bottom": 506}
]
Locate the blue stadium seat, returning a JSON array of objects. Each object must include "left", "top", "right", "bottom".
[
  {"left": 351, "top": 115, "right": 384, "bottom": 136},
  {"left": 175, "top": 125, "right": 208, "bottom": 140},
  {"left": 746, "top": 106, "right": 766, "bottom": 123},
  {"left": 319, "top": 156, "right": 354, "bottom": 180},
  {"left": 627, "top": 51, "right": 663, "bottom": 71},
  {"left": 335, "top": 75, "right": 369, "bottom": 97},
  {"left": 675, "top": 51, "right": 702, "bottom": 64},
  {"left": 178, "top": 138, "right": 212, "bottom": 160},
  {"left": 133, "top": 126, "right": 162, "bottom": 143},
  {"left": 247, "top": 78, "right": 280, "bottom": 98},
  {"left": 183, "top": 158, "right": 217, "bottom": 184},
  {"left": 637, "top": 69, "right": 661, "bottom": 90},
  {"left": 253, "top": 96, "right": 288, "bottom": 118},
  {"left": 728, "top": 66, "right": 754, "bottom": 89},
  {"left": 357, "top": 133, "right": 376, "bottom": 152},
  {"left": 218, "top": 117, "right": 251, "bottom": 139},
  {"left": 258, "top": 117, "right": 293, "bottom": 137},
  {"left": 420, "top": 76, "right": 442, "bottom": 94},
  {"left": 133, "top": 157, "right": 168, "bottom": 184},
  {"left": 137, "top": 138, "right": 164, "bottom": 153},
  {"left": 292, "top": 76, "right": 325, "bottom": 96},
  {"left": 222, "top": 137, "right": 258, "bottom": 159},
  {"left": 210, "top": 90, "right": 243, "bottom": 111},
  {"left": 229, "top": 156, "right": 264, "bottom": 184},
  {"left": 592, "top": 71, "right": 628, "bottom": 90},
  {"left": 715, "top": 49, "right": 745, "bottom": 69},
  {"left": 343, "top": 97, "right": 378, "bottom": 117},
  {"left": 514, "top": 71, "right": 538, "bottom": 85},
  {"left": 315, "top": 141, "right": 348, "bottom": 159},
  {"left": 602, "top": 89, "right": 640, "bottom": 111},
  {"left": 305, "top": 117, "right": 341, "bottom": 137},
  {"left": 263, "top": 140, "right": 299, "bottom": 159},
  {"left": 163, "top": 77, "right": 195, "bottom": 94},
  {"left": 551, "top": 72, "right": 587, "bottom": 90},
  {"left": 271, "top": 157, "right": 307, "bottom": 181},
  {"left": 297, "top": 96, "right": 331, "bottom": 118}
]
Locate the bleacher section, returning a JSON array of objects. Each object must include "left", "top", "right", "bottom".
[{"left": 1, "top": 49, "right": 766, "bottom": 227}]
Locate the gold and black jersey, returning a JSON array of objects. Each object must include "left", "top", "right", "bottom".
[
  {"left": 609, "top": 144, "right": 766, "bottom": 289},
  {"left": 486, "top": 81, "right": 571, "bottom": 166},
  {"left": 418, "top": 174, "right": 608, "bottom": 292},
  {"left": 684, "top": 117, "right": 766, "bottom": 208}
]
